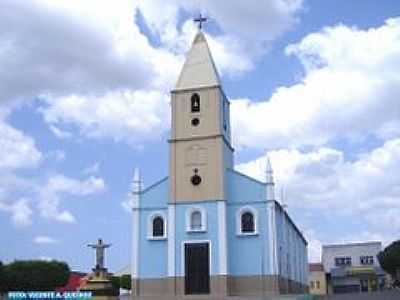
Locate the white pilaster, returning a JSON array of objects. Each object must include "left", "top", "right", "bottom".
[
  {"left": 217, "top": 201, "right": 228, "bottom": 275},
  {"left": 167, "top": 204, "right": 176, "bottom": 277},
  {"left": 131, "top": 168, "right": 141, "bottom": 279},
  {"left": 267, "top": 201, "right": 279, "bottom": 275},
  {"left": 266, "top": 155, "right": 279, "bottom": 274},
  {"left": 273, "top": 205, "right": 279, "bottom": 274}
]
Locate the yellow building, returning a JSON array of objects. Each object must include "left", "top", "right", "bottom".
[{"left": 308, "top": 263, "right": 327, "bottom": 295}]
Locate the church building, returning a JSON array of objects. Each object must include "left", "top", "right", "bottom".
[{"left": 130, "top": 27, "right": 308, "bottom": 299}]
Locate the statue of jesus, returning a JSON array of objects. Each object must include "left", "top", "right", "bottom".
[{"left": 87, "top": 238, "right": 111, "bottom": 269}]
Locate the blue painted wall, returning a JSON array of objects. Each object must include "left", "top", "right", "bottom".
[
  {"left": 226, "top": 170, "right": 272, "bottom": 275},
  {"left": 141, "top": 177, "right": 168, "bottom": 209},
  {"left": 174, "top": 201, "right": 220, "bottom": 276},
  {"left": 227, "top": 202, "right": 272, "bottom": 275},
  {"left": 139, "top": 211, "right": 168, "bottom": 278},
  {"left": 136, "top": 171, "right": 307, "bottom": 283},
  {"left": 275, "top": 204, "right": 308, "bottom": 284},
  {"left": 226, "top": 169, "right": 265, "bottom": 204},
  {"left": 139, "top": 177, "right": 168, "bottom": 278}
]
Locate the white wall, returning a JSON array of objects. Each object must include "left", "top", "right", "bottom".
[{"left": 322, "top": 242, "right": 382, "bottom": 272}]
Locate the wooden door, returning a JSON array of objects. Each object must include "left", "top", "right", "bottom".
[{"left": 184, "top": 243, "right": 210, "bottom": 294}]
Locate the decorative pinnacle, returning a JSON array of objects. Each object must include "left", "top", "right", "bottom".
[
  {"left": 132, "top": 168, "right": 141, "bottom": 194},
  {"left": 265, "top": 155, "right": 274, "bottom": 184}
]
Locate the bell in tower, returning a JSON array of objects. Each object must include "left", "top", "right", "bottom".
[{"left": 191, "top": 93, "right": 200, "bottom": 112}]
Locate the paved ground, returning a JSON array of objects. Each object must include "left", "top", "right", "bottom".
[
  {"left": 316, "top": 290, "right": 400, "bottom": 300},
  {"left": 126, "top": 297, "right": 313, "bottom": 300},
  {"left": 121, "top": 290, "right": 400, "bottom": 300}
]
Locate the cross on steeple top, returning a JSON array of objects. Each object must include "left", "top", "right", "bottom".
[{"left": 194, "top": 13, "right": 207, "bottom": 30}]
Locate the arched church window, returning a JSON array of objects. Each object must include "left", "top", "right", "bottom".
[
  {"left": 237, "top": 207, "right": 258, "bottom": 235},
  {"left": 186, "top": 207, "right": 207, "bottom": 232},
  {"left": 191, "top": 93, "right": 200, "bottom": 112},
  {"left": 241, "top": 212, "right": 255, "bottom": 233},
  {"left": 191, "top": 211, "right": 202, "bottom": 230},
  {"left": 148, "top": 212, "right": 167, "bottom": 240},
  {"left": 153, "top": 216, "right": 164, "bottom": 237}
]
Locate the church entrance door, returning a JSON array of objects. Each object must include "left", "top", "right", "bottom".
[{"left": 184, "top": 242, "right": 210, "bottom": 294}]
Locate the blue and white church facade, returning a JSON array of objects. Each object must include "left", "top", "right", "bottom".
[{"left": 130, "top": 31, "right": 308, "bottom": 298}]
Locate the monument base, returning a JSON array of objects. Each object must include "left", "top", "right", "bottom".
[{"left": 80, "top": 268, "right": 118, "bottom": 300}]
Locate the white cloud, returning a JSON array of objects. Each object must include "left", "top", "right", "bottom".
[
  {"left": 202, "top": 0, "right": 303, "bottom": 41},
  {"left": 122, "top": 200, "right": 132, "bottom": 213},
  {"left": 137, "top": 0, "right": 303, "bottom": 75},
  {"left": 37, "top": 190, "right": 76, "bottom": 224},
  {"left": 1, "top": 0, "right": 304, "bottom": 144},
  {"left": 231, "top": 18, "right": 400, "bottom": 149},
  {"left": 304, "top": 229, "right": 322, "bottom": 263},
  {"left": 0, "top": 198, "right": 33, "bottom": 227},
  {"left": 38, "top": 174, "right": 106, "bottom": 223},
  {"left": 40, "top": 90, "right": 170, "bottom": 144},
  {"left": 237, "top": 138, "right": 400, "bottom": 241},
  {"left": 11, "top": 199, "right": 33, "bottom": 227},
  {"left": 83, "top": 162, "right": 100, "bottom": 175},
  {"left": 0, "top": 121, "right": 42, "bottom": 170},
  {"left": 34, "top": 235, "right": 58, "bottom": 244},
  {"left": 0, "top": 0, "right": 183, "bottom": 144},
  {"left": 0, "top": 117, "right": 40, "bottom": 227},
  {"left": 37, "top": 256, "right": 53, "bottom": 261},
  {"left": 47, "top": 150, "right": 66, "bottom": 162},
  {"left": 0, "top": 0, "right": 158, "bottom": 103},
  {"left": 49, "top": 126, "right": 73, "bottom": 139},
  {"left": 45, "top": 175, "right": 106, "bottom": 195},
  {"left": 0, "top": 116, "right": 106, "bottom": 225}
]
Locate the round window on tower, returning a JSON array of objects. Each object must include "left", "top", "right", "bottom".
[
  {"left": 191, "top": 118, "right": 200, "bottom": 126},
  {"left": 191, "top": 175, "right": 202, "bottom": 185},
  {"left": 190, "top": 169, "right": 202, "bottom": 186}
]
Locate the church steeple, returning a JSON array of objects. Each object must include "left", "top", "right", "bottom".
[
  {"left": 174, "top": 31, "right": 221, "bottom": 91},
  {"left": 169, "top": 27, "right": 233, "bottom": 203}
]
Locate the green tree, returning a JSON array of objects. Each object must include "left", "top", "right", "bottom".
[
  {"left": 378, "top": 240, "right": 400, "bottom": 285},
  {"left": 110, "top": 276, "right": 120, "bottom": 294},
  {"left": 120, "top": 274, "right": 131, "bottom": 290},
  {"left": 2, "top": 260, "right": 70, "bottom": 291},
  {"left": 0, "top": 261, "right": 6, "bottom": 294}
]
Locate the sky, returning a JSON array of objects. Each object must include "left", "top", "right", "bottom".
[{"left": 0, "top": 0, "right": 400, "bottom": 272}]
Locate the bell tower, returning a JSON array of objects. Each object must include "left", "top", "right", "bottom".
[{"left": 169, "top": 31, "right": 233, "bottom": 202}]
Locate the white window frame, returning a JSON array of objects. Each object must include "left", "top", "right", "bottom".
[
  {"left": 147, "top": 211, "right": 167, "bottom": 240},
  {"left": 236, "top": 206, "right": 258, "bottom": 236},
  {"left": 186, "top": 206, "right": 207, "bottom": 233}
]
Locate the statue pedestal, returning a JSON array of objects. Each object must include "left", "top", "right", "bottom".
[{"left": 80, "top": 268, "right": 118, "bottom": 300}]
